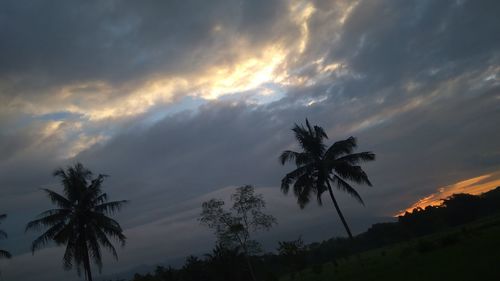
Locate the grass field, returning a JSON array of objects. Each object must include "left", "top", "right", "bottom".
[{"left": 281, "top": 216, "right": 500, "bottom": 281}]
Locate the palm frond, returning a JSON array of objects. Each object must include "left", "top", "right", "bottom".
[
  {"left": 30, "top": 221, "right": 67, "bottom": 253},
  {"left": 336, "top": 151, "right": 375, "bottom": 164},
  {"left": 314, "top": 179, "right": 328, "bottom": 206},
  {"left": 292, "top": 123, "right": 310, "bottom": 150},
  {"left": 0, "top": 249, "right": 12, "bottom": 259},
  {"left": 92, "top": 193, "right": 108, "bottom": 205},
  {"left": 35, "top": 208, "right": 70, "bottom": 218},
  {"left": 26, "top": 211, "right": 69, "bottom": 232},
  {"left": 292, "top": 174, "right": 314, "bottom": 208},
  {"left": 292, "top": 121, "right": 327, "bottom": 156},
  {"left": 313, "top": 125, "right": 328, "bottom": 140},
  {"left": 279, "top": 150, "right": 311, "bottom": 166},
  {"left": 62, "top": 238, "right": 76, "bottom": 270},
  {"left": 91, "top": 213, "right": 122, "bottom": 228},
  {"left": 55, "top": 163, "right": 92, "bottom": 201},
  {"left": 40, "top": 188, "right": 72, "bottom": 208},
  {"left": 305, "top": 118, "right": 312, "bottom": 132},
  {"left": 93, "top": 227, "right": 118, "bottom": 259},
  {"left": 281, "top": 165, "right": 311, "bottom": 194},
  {"left": 94, "top": 200, "right": 129, "bottom": 215},
  {"left": 87, "top": 174, "right": 108, "bottom": 202},
  {"left": 98, "top": 223, "right": 126, "bottom": 245},
  {"left": 89, "top": 174, "right": 107, "bottom": 190},
  {"left": 90, "top": 213, "right": 126, "bottom": 243},
  {"left": 279, "top": 150, "right": 299, "bottom": 165},
  {"left": 324, "top": 136, "right": 357, "bottom": 160},
  {"left": 333, "top": 164, "right": 372, "bottom": 186},
  {"left": 86, "top": 230, "right": 103, "bottom": 272},
  {"left": 52, "top": 221, "right": 75, "bottom": 244},
  {"left": 333, "top": 175, "right": 365, "bottom": 205}
]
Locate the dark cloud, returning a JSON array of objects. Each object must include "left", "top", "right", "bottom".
[
  {"left": 0, "top": 0, "right": 291, "bottom": 99},
  {"left": 0, "top": 0, "right": 499, "bottom": 280}
]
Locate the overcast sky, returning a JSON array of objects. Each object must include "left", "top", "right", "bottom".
[{"left": 0, "top": 0, "right": 499, "bottom": 280}]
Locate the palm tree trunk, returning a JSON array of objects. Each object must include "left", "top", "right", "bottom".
[
  {"left": 326, "top": 180, "right": 353, "bottom": 240},
  {"left": 83, "top": 246, "right": 93, "bottom": 281}
]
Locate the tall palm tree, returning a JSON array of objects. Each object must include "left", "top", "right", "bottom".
[
  {"left": 0, "top": 214, "right": 12, "bottom": 259},
  {"left": 26, "top": 163, "right": 128, "bottom": 281},
  {"left": 280, "top": 119, "right": 375, "bottom": 239}
]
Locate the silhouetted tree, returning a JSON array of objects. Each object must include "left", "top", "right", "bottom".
[
  {"left": 280, "top": 119, "right": 375, "bottom": 239},
  {"left": 200, "top": 185, "right": 277, "bottom": 281},
  {"left": 128, "top": 187, "right": 500, "bottom": 281},
  {"left": 0, "top": 214, "right": 11, "bottom": 259},
  {"left": 154, "top": 265, "right": 177, "bottom": 281},
  {"left": 277, "top": 237, "right": 307, "bottom": 276},
  {"left": 205, "top": 243, "right": 246, "bottom": 281},
  {"left": 26, "top": 163, "right": 128, "bottom": 281},
  {"left": 181, "top": 256, "right": 208, "bottom": 281}
]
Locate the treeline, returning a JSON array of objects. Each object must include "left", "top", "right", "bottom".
[{"left": 126, "top": 187, "right": 500, "bottom": 281}]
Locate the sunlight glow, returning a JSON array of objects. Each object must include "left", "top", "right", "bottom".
[
  {"left": 339, "top": 1, "right": 360, "bottom": 25},
  {"left": 66, "top": 134, "right": 109, "bottom": 158},
  {"left": 9, "top": 0, "right": 330, "bottom": 158},
  {"left": 52, "top": 44, "right": 289, "bottom": 121},
  {"left": 349, "top": 97, "right": 424, "bottom": 133},
  {"left": 196, "top": 45, "right": 287, "bottom": 100},
  {"left": 396, "top": 172, "right": 500, "bottom": 216},
  {"left": 290, "top": 1, "right": 315, "bottom": 54}
]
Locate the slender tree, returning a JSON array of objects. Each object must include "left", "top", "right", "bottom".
[
  {"left": 280, "top": 119, "right": 375, "bottom": 239},
  {"left": 0, "top": 214, "right": 12, "bottom": 259},
  {"left": 200, "top": 185, "right": 277, "bottom": 281},
  {"left": 26, "top": 163, "right": 128, "bottom": 281}
]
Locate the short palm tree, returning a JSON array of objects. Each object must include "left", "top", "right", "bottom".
[
  {"left": 26, "top": 163, "right": 128, "bottom": 281},
  {"left": 280, "top": 119, "right": 375, "bottom": 239},
  {"left": 0, "top": 214, "right": 12, "bottom": 259}
]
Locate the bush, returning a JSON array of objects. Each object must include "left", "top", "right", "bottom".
[
  {"left": 440, "top": 234, "right": 460, "bottom": 247},
  {"left": 312, "top": 263, "right": 323, "bottom": 275},
  {"left": 417, "top": 239, "right": 436, "bottom": 253}
]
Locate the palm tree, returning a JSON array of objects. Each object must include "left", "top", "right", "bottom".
[
  {"left": 280, "top": 119, "right": 375, "bottom": 239},
  {"left": 0, "top": 214, "right": 12, "bottom": 259},
  {"left": 26, "top": 163, "right": 128, "bottom": 281}
]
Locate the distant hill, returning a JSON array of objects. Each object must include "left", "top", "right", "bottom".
[
  {"left": 281, "top": 214, "right": 500, "bottom": 281},
  {"left": 120, "top": 187, "right": 500, "bottom": 281}
]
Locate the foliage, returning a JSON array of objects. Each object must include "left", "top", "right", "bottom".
[
  {"left": 0, "top": 214, "right": 11, "bottom": 259},
  {"left": 199, "top": 185, "right": 277, "bottom": 254},
  {"left": 280, "top": 119, "right": 375, "bottom": 239},
  {"left": 200, "top": 185, "right": 277, "bottom": 281},
  {"left": 277, "top": 237, "right": 308, "bottom": 278},
  {"left": 280, "top": 214, "right": 500, "bottom": 281},
  {"left": 129, "top": 187, "right": 500, "bottom": 281},
  {"left": 26, "top": 163, "right": 128, "bottom": 281},
  {"left": 131, "top": 243, "right": 250, "bottom": 281}
]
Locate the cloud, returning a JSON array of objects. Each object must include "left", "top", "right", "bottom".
[
  {"left": 0, "top": 0, "right": 302, "bottom": 120},
  {"left": 396, "top": 172, "right": 500, "bottom": 216},
  {"left": 0, "top": 0, "right": 499, "bottom": 280}
]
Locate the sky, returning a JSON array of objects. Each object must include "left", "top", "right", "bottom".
[{"left": 0, "top": 0, "right": 499, "bottom": 280}]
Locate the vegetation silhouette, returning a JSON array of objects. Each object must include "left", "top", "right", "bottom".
[
  {"left": 199, "top": 185, "right": 277, "bottom": 281},
  {"left": 280, "top": 119, "right": 375, "bottom": 239},
  {"left": 127, "top": 187, "right": 500, "bottom": 281},
  {"left": 0, "top": 214, "right": 11, "bottom": 259},
  {"left": 26, "top": 163, "right": 128, "bottom": 281},
  {"left": 204, "top": 243, "right": 247, "bottom": 281},
  {"left": 277, "top": 237, "right": 307, "bottom": 279}
]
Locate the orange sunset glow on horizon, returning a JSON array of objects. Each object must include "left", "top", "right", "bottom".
[{"left": 396, "top": 172, "right": 500, "bottom": 217}]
